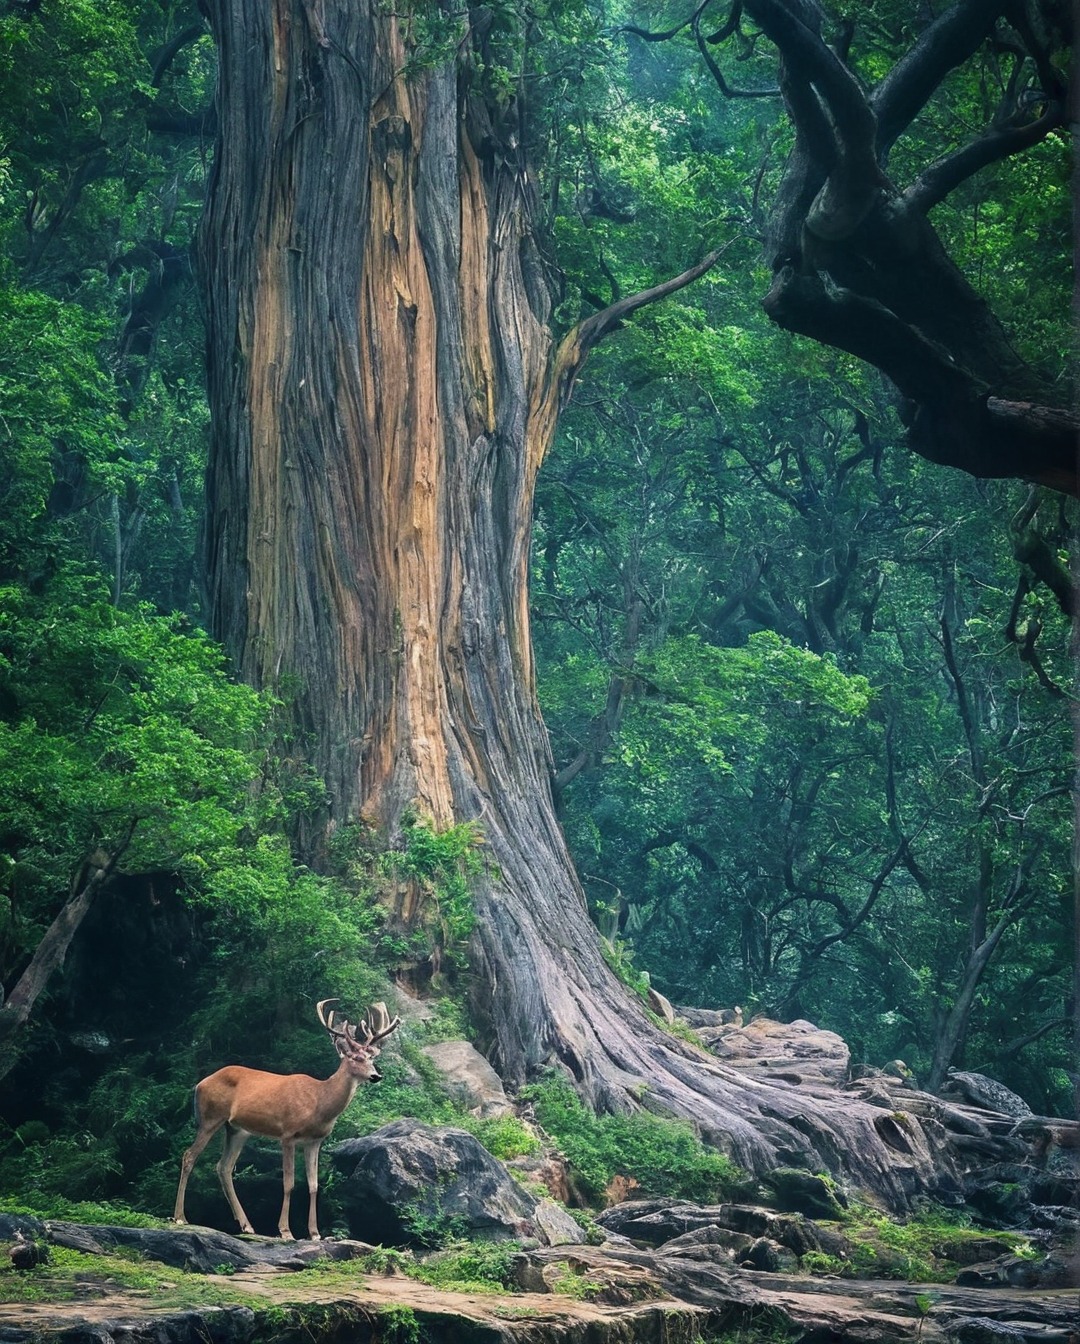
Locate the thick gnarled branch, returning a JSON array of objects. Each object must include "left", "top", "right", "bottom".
[{"left": 871, "top": 0, "right": 1009, "bottom": 157}]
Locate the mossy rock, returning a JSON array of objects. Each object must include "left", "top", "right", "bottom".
[{"left": 763, "top": 1168, "right": 847, "bottom": 1219}]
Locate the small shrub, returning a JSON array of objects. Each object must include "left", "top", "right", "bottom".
[
  {"left": 567, "top": 1207, "right": 606, "bottom": 1245},
  {"left": 379, "top": 815, "right": 484, "bottom": 949},
  {"left": 415, "top": 1239, "right": 521, "bottom": 1293},
  {"left": 378, "top": 1304, "right": 421, "bottom": 1344},
  {"left": 521, "top": 1075, "right": 743, "bottom": 1205},
  {"left": 360, "top": 1246, "right": 415, "bottom": 1276},
  {"left": 799, "top": 1250, "right": 850, "bottom": 1276},
  {"left": 464, "top": 1114, "right": 540, "bottom": 1161},
  {"left": 399, "top": 1199, "right": 469, "bottom": 1249},
  {"left": 548, "top": 1261, "right": 604, "bottom": 1300}
]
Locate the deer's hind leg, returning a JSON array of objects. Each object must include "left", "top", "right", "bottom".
[
  {"left": 216, "top": 1123, "right": 254, "bottom": 1234},
  {"left": 173, "top": 1107, "right": 225, "bottom": 1225}
]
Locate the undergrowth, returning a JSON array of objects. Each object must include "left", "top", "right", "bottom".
[
  {"left": 521, "top": 1074, "right": 745, "bottom": 1205},
  {"left": 800, "top": 1202, "right": 1037, "bottom": 1282},
  {"left": 412, "top": 1239, "right": 522, "bottom": 1293},
  {"left": 0, "top": 1195, "right": 169, "bottom": 1228}
]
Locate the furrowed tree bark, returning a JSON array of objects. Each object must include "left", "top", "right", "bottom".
[{"left": 201, "top": 0, "right": 964, "bottom": 1205}]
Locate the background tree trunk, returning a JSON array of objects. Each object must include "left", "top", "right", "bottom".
[{"left": 200, "top": 0, "right": 960, "bottom": 1204}]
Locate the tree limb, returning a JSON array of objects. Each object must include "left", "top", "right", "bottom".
[
  {"left": 150, "top": 23, "right": 207, "bottom": 88},
  {"left": 550, "top": 245, "right": 730, "bottom": 413},
  {"left": 0, "top": 819, "right": 139, "bottom": 1079},
  {"left": 986, "top": 1015, "right": 1071, "bottom": 1061},
  {"left": 871, "top": 0, "right": 1010, "bottom": 158},
  {"left": 1011, "top": 519, "right": 1076, "bottom": 617},
  {"left": 904, "top": 100, "right": 1064, "bottom": 214},
  {"left": 692, "top": 6, "right": 780, "bottom": 99},
  {"left": 744, "top": 0, "right": 876, "bottom": 153},
  {"left": 146, "top": 106, "right": 217, "bottom": 137}
]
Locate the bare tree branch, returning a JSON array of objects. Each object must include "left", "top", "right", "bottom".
[
  {"left": 550, "top": 244, "right": 731, "bottom": 415},
  {"left": 692, "top": 6, "right": 780, "bottom": 99},
  {"left": 0, "top": 819, "right": 139, "bottom": 1080}
]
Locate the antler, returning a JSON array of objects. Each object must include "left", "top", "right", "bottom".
[
  {"left": 363, "top": 1001, "right": 402, "bottom": 1045},
  {"left": 316, "top": 998, "right": 401, "bottom": 1050},
  {"left": 316, "top": 998, "right": 348, "bottom": 1039}
]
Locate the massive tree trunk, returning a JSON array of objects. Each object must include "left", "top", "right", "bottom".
[{"left": 200, "top": 0, "right": 961, "bottom": 1205}]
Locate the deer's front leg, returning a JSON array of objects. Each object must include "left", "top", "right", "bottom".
[
  {"left": 302, "top": 1140, "right": 323, "bottom": 1240},
  {"left": 278, "top": 1138, "right": 296, "bottom": 1240}
]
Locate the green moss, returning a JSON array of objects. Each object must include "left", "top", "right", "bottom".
[
  {"left": 293, "top": 1239, "right": 521, "bottom": 1297},
  {"left": 0, "top": 1245, "right": 262, "bottom": 1309},
  {"left": 0, "top": 1196, "right": 169, "bottom": 1228},
  {"left": 548, "top": 1261, "right": 606, "bottom": 1300},
  {"left": 800, "top": 1203, "right": 1036, "bottom": 1283}
]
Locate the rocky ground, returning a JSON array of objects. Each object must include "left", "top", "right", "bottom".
[{"left": 0, "top": 1218, "right": 1077, "bottom": 1344}]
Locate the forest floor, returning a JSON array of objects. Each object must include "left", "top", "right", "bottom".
[{"left": 1, "top": 1226, "right": 1077, "bottom": 1344}]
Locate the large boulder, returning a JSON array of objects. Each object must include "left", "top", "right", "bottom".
[
  {"left": 941, "top": 1071, "right": 1033, "bottom": 1119},
  {"left": 331, "top": 1119, "right": 585, "bottom": 1247},
  {"left": 419, "top": 1040, "right": 513, "bottom": 1116},
  {"left": 698, "top": 1016, "right": 851, "bottom": 1088}
]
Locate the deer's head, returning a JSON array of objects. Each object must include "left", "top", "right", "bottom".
[{"left": 316, "top": 999, "right": 401, "bottom": 1082}]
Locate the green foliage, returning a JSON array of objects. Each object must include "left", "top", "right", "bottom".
[
  {"left": 0, "top": 579, "right": 266, "bottom": 872},
  {"left": 398, "top": 1200, "right": 469, "bottom": 1250},
  {"left": 377, "top": 1304, "right": 422, "bottom": 1344},
  {"left": 0, "top": 1244, "right": 257, "bottom": 1310},
  {"left": 522, "top": 1075, "right": 743, "bottom": 1205},
  {"left": 798, "top": 1203, "right": 1037, "bottom": 1283},
  {"left": 538, "top": 349, "right": 1073, "bottom": 1103},
  {"left": 331, "top": 1044, "right": 462, "bottom": 1140},
  {"left": 463, "top": 1115, "right": 541, "bottom": 1162},
  {"left": 413, "top": 1240, "right": 521, "bottom": 1294},
  {"left": 0, "top": 0, "right": 1074, "bottom": 1238},
  {"left": 379, "top": 815, "right": 484, "bottom": 949},
  {"left": 0, "top": 1195, "right": 165, "bottom": 1228},
  {"left": 547, "top": 1260, "right": 606, "bottom": 1300},
  {"left": 0, "top": 287, "right": 123, "bottom": 560}
]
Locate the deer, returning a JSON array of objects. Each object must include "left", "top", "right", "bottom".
[{"left": 172, "top": 999, "right": 401, "bottom": 1241}]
